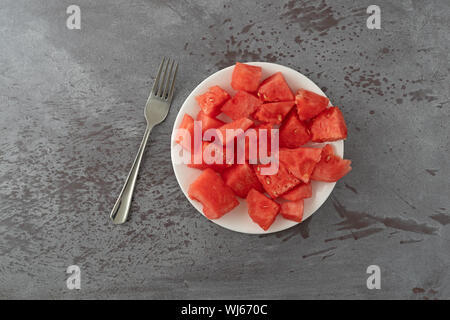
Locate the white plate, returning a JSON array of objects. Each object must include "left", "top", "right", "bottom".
[{"left": 170, "top": 62, "right": 343, "bottom": 234}]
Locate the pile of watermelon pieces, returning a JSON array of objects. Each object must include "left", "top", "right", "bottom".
[{"left": 175, "top": 62, "right": 351, "bottom": 231}]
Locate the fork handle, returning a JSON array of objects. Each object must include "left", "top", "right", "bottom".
[{"left": 110, "top": 125, "right": 152, "bottom": 224}]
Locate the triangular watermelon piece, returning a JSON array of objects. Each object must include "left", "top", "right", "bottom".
[
  {"left": 279, "top": 110, "right": 310, "bottom": 148},
  {"left": 195, "top": 86, "right": 231, "bottom": 117},
  {"left": 280, "top": 183, "right": 312, "bottom": 201},
  {"left": 247, "top": 188, "right": 280, "bottom": 230},
  {"left": 311, "top": 144, "right": 352, "bottom": 182},
  {"left": 254, "top": 101, "right": 294, "bottom": 124},
  {"left": 231, "top": 62, "right": 262, "bottom": 92},
  {"left": 295, "top": 89, "right": 329, "bottom": 121},
  {"left": 279, "top": 147, "right": 322, "bottom": 183},
  {"left": 257, "top": 72, "right": 294, "bottom": 102},
  {"left": 280, "top": 200, "right": 304, "bottom": 222},
  {"left": 221, "top": 162, "right": 264, "bottom": 198},
  {"left": 188, "top": 168, "right": 239, "bottom": 219},
  {"left": 310, "top": 107, "right": 347, "bottom": 142},
  {"left": 221, "top": 91, "right": 262, "bottom": 120},
  {"left": 253, "top": 162, "right": 301, "bottom": 198}
]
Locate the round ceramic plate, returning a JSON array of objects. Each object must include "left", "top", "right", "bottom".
[{"left": 171, "top": 62, "right": 343, "bottom": 234}]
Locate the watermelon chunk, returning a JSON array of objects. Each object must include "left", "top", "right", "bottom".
[
  {"left": 257, "top": 72, "right": 294, "bottom": 102},
  {"left": 221, "top": 162, "right": 264, "bottom": 198},
  {"left": 279, "top": 110, "right": 310, "bottom": 148},
  {"left": 254, "top": 101, "right": 294, "bottom": 124},
  {"left": 247, "top": 188, "right": 280, "bottom": 230},
  {"left": 295, "top": 89, "right": 329, "bottom": 121},
  {"left": 311, "top": 144, "right": 352, "bottom": 182},
  {"left": 217, "top": 117, "right": 253, "bottom": 146},
  {"left": 310, "top": 107, "right": 347, "bottom": 142},
  {"left": 188, "top": 168, "right": 239, "bottom": 219},
  {"left": 221, "top": 91, "right": 262, "bottom": 120},
  {"left": 279, "top": 147, "right": 322, "bottom": 183},
  {"left": 231, "top": 62, "right": 262, "bottom": 92},
  {"left": 280, "top": 183, "right": 312, "bottom": 201},
  {"left": 195, "top": 86, "right": 230, "bottom": 117},
  {"left": 254, "top": 162, "right": 301, "bottom": 198},
  {"left": 280, "top": 200, "right": 304, "bottom": 222},
  {"left": 196, "top": 111, "right": 225, "bottom": 134},
  {"left": 174, "top": 114, "right": 194, "bottom": 151}
]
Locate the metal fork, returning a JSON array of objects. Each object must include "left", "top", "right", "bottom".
[{"left": 110, "top": 58, "right": 178, "bottom": 224}]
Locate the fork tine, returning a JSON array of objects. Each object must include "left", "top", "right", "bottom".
[
  {"left": 157, "top": 58, "right": 170, "bottom": 97},
  {"left": 167, "top": 62, "right": 178, "bottom": 102},
  {"left": 151, "top": 58, "right": 166, "bottom": 96},
  {"left": 162, "top": 59, "right": 175, "bottom": 99}
]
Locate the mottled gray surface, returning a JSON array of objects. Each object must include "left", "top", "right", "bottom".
[{"left": 0, "top": 0, "right": 449, "bottom": 300}]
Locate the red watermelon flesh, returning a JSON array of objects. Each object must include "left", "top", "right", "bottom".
[
  {"left": 196, "top": 111, "right": 225, "bottom": 133},
  {"left": 280, "top": 200, "right": 304, "bottom": 222},
  {"left": 279, "top": 147, "right": 322, "bottom": 183},
  {"left": 217, "top": 117, "right": 253, "bottom": 146},
  {"left": 310, "top": 107, "right": 347, "bottom": 142},
  {"left": 295, "top": 89, "right": 329, "bottom": 121},
  {"left": 221, "top": 91, "right": 262, "bottom": 120},
  {"left": 242, "top": 123, "right": 274, "bottom": 164},
  {"left": 188, "top": 168, "right": 239, "bottom": 219},
  {"left": 231, "top": 62, "right": 262, "bottom": 92},
  {"left": 221, "top": 162, "right": 264, "bottom": 198},
  {"left": 187, "top": 142, "right": 232, "bottom": 172},
  {"left": 254, "top": 162, "right": 301, "bottom": 198},
  {"left": 174, "top": 114, "right": 195, "bottom": 151},
  {"left": 195, "top": 86, "right": 230, "bottom": 117},
  {"left": 279, "top": 110, "right": 310, "bottom": 148},
  {"left": 280, "top": 183, "right": 312, "bottom": 201},
  {"left": 254, "top": 101, "right": 295, "bottom": 124},
  {"left": 311, "top": 144, "right": 352, "bottom": 182},
  {"left": 247, "top": 188, "right": 280, "bottom": 230},
  {"left": 257, "top": 72, "right": 294, "bottom": 102}
]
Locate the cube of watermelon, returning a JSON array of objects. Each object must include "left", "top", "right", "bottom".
[
  {"left": 216, "top": 117, "right": 253, "bottom": 146},
  {"left": 221, "top": 91, "right": 262, "bottom": 120},
  {"left": 254, "top": 101, "right": 295, "bottom": 124},
  {"left": 280, "top": 200, "right": 304, "bottom": 222},
  {"left": 257, "top": 72, "right": 294, "bottom": 102},
  {"left": 310, "top": 107, "right": 347, "bottom": 142},
  {"left": 279, "top": 110, "right": 310, "bottom": 148},
  {"left": 195, "top": 86, "right": 230, "bottom": 117},
  {"left": 188, "top": 168, "right": 239, "bottom": 219},
  {"left": 311, "top": 144, "right": 352, "bottom": 182},
  {"left": 174, "top": 114, "right": 194, "bottom": 151},
  {"left": 247, "top": 188, "right": 280, "bottom": 231},
  {"left": 254, "top": 162, "right": 301, "bottom": 198},
  {"left": 196, "top": 111, "right": 225, "bottom": 134},
  {"left": 221, "top": 162, "right": 264, "bottom": 198},
  {"left": 295, "top": 89, "right": 329, "bottom": 121},
  {"left": 279, "top": 147, "right": 322, "bottom": 183},
  {"left": 280, "top": 183, "right": 312, "bottom": 201},
  {"left": 231, "top": 62, "right": 262, "bottom": 92}
]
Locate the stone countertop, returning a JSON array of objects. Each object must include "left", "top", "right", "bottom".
[{"left": 0, "top": 0, "right": 449, "bottom": 299}]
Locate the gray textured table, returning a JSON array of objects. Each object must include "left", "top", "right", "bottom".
[{"left": 1, "top": 0, "right": 449, "bottom": 299}]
